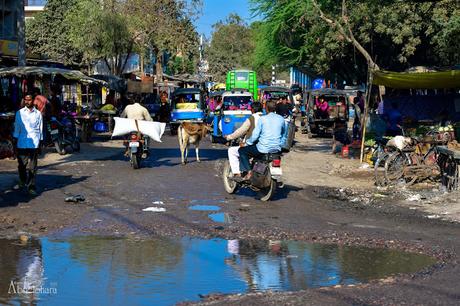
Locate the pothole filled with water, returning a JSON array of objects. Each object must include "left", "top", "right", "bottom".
[
  {"left": 209, "top": 212, "right": 232, "bottom": 223},
  {"left": 0, "top": 236, "right": 436, "bottom": 305},
  {"left": 189, "top": 205, "right": 221, "bottom": 211}
]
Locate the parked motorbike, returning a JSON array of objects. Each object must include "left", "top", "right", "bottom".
[
  {"left": 49, "top": 112, "right": 81, "bottom": 155},
  {"left": 222, "top": 152, "right": 282, "bottom": 201},
  {"left": 125, "top": 132, "right": 148, "bottom": 169}
]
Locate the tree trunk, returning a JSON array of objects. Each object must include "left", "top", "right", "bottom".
[
  {"left": 156, "top": 51, "right": 163, "bottom": 82},
  {"left": 311, "top": 0, "right": 379, "bottom": 71},
  {"left": 140, "top": 53, "right": 144, "bottom": 75}
]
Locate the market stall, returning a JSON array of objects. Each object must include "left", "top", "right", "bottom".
[
  {"left": 363, "top": 68, "right": 460, "bottom": 188},
  {"left": 0, "top": 66, "right": 107, "bottom": 153}
]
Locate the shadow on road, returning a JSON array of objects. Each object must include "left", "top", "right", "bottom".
[
  {"left": 0, "top": 174, "right": 89, "bottom": 208},
  {"left": 231, "top": 184, "right": 302, "bottom": 202},
  {"left": 93, "top": 147, "right": 228, "bottom": 168},
  {"left": 292, "top": 142, "right": 332, "bottom": 153}
]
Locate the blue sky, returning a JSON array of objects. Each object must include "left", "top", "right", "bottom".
[{"left": 194, "top": 0, "right": 257, "bottom": 38}]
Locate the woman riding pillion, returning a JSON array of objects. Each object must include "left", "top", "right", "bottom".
[{"left": 224, "top": 102, "right": 263, "bottom": 180}]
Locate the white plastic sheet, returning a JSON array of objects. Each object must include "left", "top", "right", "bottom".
[
  {"left": 112, "top": 117, "right": 166, "bottom": 142},
  {"left": 142, "top": 207, "right": 166, "bottom": 212}
]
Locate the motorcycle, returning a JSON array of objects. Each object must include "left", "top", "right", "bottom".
[
  {"left": 125, "top": 132, "right": 148, "bottom": 169},
  {"left": 49, "top": 112, "right": 81, "bottom": 155},
  {"left": 222, "top": 152, "right": 282, "bottom": 201}
]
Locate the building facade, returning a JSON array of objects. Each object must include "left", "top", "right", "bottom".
[{"left": 25, "top": 0, "right": 45, "bottom": 19}]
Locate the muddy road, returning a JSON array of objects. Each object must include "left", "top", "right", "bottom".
[{"left": 0, "top": 134, "right": 459, "bottom": 305}]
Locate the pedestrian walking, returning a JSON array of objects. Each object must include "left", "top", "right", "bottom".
[
  {"left": 33, "top": 87, "right": 49, "bottom": 115},
  {"left": 13, "top": 93, "right": 43, "bottom": 195}
]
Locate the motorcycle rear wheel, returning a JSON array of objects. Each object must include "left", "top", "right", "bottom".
[
  {"left": 131, "top": 152, "right": 140, "bottom": 169},
  {"left": 259, "top": 179, "right": 277, "bottom": 201},
  {"left": 54, "top": 140, "right": 65, "bottom": 155},
  {"left": 222, "top": 161, "right": 237, "bottom": 194}
]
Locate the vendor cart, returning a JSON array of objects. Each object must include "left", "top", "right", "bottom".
[{"left": 436, "top": 146, "right": 460, "bottom": 191}]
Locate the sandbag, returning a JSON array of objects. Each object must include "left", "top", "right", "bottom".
[
  {"left": 112, "top": 117, "right": 166, "bottom": 142},
  {"left": 387, "top": 136, "right": 412, "bottom": 150}
]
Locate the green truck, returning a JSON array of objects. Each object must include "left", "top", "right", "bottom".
[{"left": 226, "top": 70, "right": 258, "bottom": 101}]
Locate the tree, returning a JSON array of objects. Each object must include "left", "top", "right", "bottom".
[
  {"left": 207, "top": 14, "right": 254, "bottom": 82},
  {"left": 124, "top": 0, "right": 202, "bottom": 80},
  {"left": 27, "top": 0, "right": 201, "bottom": 77},
  {"left": 251, "top": 0, "right": 460, "bottom": 83},
  {"left": 26, "top": 0, "right": 83, "bottom": 65},
  {"left": 167, "top": 18, "right": 200, "bottom": 75},
  {"left": 66, "top": 0, "right": 133, "bottom": 76}
]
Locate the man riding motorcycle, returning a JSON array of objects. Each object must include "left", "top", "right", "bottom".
[
  {"left": 237, "top": 100, "right": 286, "bottom": 182},
  {"left": 120, "top": 99, "right": 153, "bottom": 158},
  {"left": 224, "top": 102, "right": 263, "bottom": 179}
]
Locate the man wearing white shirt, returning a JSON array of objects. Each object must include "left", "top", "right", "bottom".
[{"left": 13, "top": 94, "right": 43, "bottom": 195}]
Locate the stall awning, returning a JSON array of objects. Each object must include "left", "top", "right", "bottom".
[
  {"left": 372, "top": 70, "right": 460, "bottom": 89},
  {"left": 0, "top": 66, "right": 107, "bottom": 85}
]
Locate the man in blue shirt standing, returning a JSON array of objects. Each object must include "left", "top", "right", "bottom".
[
  {"left": 238, "top": 100, "right": 286, "bottom": 181},
  {"left": 13, "top": 93, "right": 43, "bottom": 195}
]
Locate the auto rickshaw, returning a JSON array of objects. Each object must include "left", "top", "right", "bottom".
[
  {"left": 259, "top": 86, "right": 296, "bottom": 150},
  {"left": 302, "top": 88, "right": 353, "bottom": 137},
  {"left": 211, "top": 89, "right": 253, "bottom": 143},
  {"left": 170, "top": 88, "right": 206, "bottom": 135}
]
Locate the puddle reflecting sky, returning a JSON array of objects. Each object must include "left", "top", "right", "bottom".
[
  {"left": 0, "top": 237, "right": 436, "bottom": 306},
  {"left": 209, "top": 213, "right": 232, "bottom": 223},
  {"left": 189, "top": 205, "right": 221, "bottom": 211}
]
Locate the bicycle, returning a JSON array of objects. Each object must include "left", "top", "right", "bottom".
[
  {"left": 372, "top": 137, "right": 395, "bottom": 186},
  {"left": 384, "top": 137, "right": 441, "bottom": 186}
]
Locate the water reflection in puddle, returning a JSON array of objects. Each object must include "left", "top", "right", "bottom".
[
  {"left": 209, "top": 213, "right": 232, "bottom": 223},
  {"left": 0, "top": 237, "right": 436, "bottom": 306},
  {"left": 189, "top": 205, "right": 221, "bottom": 211}
]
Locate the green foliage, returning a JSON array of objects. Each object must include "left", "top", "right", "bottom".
[
  {"left": 26, "top": 0, "right": 201, "bottom": 77},
  {"left": 124, "top": 0, "right": 201, "bottom": 78},
  {"left": 167, "top": 56, "right": 197, "bottom": 75},
  {"left": 207, "top": 14, "right": 255, "bottom": 82},
  {"left": 26, "top": 0, "right": 82, "bottom": 65},
  {"left": 250, "top": 0, "right": 460, "bottom": 82},
  {"left": 431, "top": 2, "right": 460, "bottom": 65},
  {"left": 65, "top": 0, "right": 133, "bottom": 75}
]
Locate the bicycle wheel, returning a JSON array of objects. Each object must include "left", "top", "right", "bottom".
[
  {"left": 374, "top": 152, "right": 389, "bottom": 186},
  {"left": 385, "top": 151, "right": 411, "bottom": 185}
]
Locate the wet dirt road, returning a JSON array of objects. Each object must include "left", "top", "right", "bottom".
[{"left": 0, "top": 134, "right": 459, "bottom": 305}]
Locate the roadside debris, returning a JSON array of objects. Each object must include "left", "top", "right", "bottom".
[
  {"left": 65, "top": 194, "right": 86, "bottom": 203},
  {"left": 19, "top": 235, "right": 29, "bottom": 242},
  {"left": 407, "top": 194, "right": 422, "bottom": 202},
  {"left": 142, "top": 207, "right": 166, "bottom": 212}
]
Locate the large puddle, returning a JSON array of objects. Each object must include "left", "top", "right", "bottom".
[{"left": 0, "top": 236, "right": 436, "bottom": 305}]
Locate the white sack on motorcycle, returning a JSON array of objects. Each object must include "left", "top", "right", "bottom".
[{"left": 112, "top": 117, "right": 166, "bottom": 142}]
